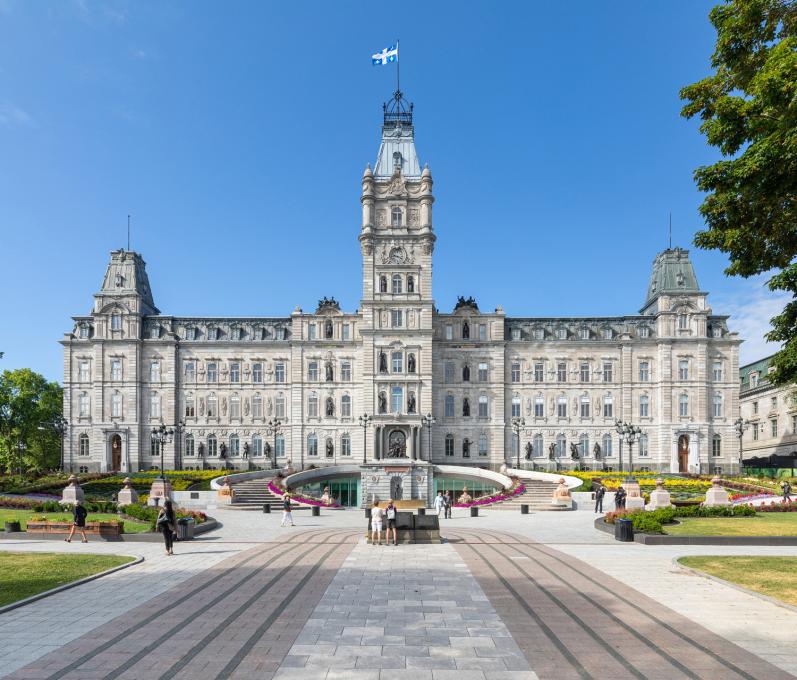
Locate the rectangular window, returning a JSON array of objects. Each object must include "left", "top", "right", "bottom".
[
  {"left": 391, "top": 387, "right": 403, "bottom": 413},
  {"left": 391, "top": 310, "right": 403, "bottom": 327},
  {"left": 446, "top": 325, "right": 453, "bottom": 340},
  {"left": 478, "top": 396, "right": 488, "bottom": 418},
  {"left": 150, "top": 392, "right": 161, "bottom": 418},
  {"left": 752, "top": 423, "right": 759, "bottom": 440},
  {"left": 252, "top": 396, "right": 262, "bottom": 419},
  {"left": 184, "top": 361, "right": 196, "bottom": 382},
  {"left": 275, "top": 362, "right": 285, "bottom": 383},
  {"left": 342, "top": 436, "right": 351, "bottom": 456},
  {"left": 753, "top": 401, "right": 759, "bottom": 414},
  {"left": 111, "top": 393, "right": 122, "bottom": 418},
  {"left": 445, "top": 436, "right": 454, "bottom": 456},
  {"left": 207, "top": 396, "right": 217, "bottom": 418},
  {"left": 511, "top": 363, "right": 520, "bottom": 383},
  {"left": 479, "top": 324, "right": 487, "bottom": 341},
  {"left": 342, "top": 323, "right": 350, "bottom": 341},
  {"left": 341, "top": 396, "right": 351, "bottom": 417},
  {"left": 557, "top": 362, "right": 567, "bottom": 383},
  {"left": 308, "top": 362, "right": 318, "bottom": 381},
  {"left": 771, "top": 419, "right": 778, "bottom": 438},
  {"left": 771, "top": 396, "right": 777, "bottom": 409},
  {"left": 534, "top": 398, "right": 544, "bottom": 418},
  {"left": 478, "top": 435, "right": 488, "bottom": 456},
  {"left": 580, "top": 362, "right": 590, "bottom": 382},
  {"left": 185, "top": 396, "right": 195, "bottom": 418},
  {"left": 511, "top": 399, "right": 520, "bottom": 418},
  {"left": 110, "top": 359, "right": 122, "bottom": 381},
  {"left": 230, "top": 397, "right": 241, "bottom": 419},
  {"left": 111, "top": 314, "right": 122, "bottom": 331},
  {"left": 276, "top": 327, "right": 286, "bottom": 341},
  {"left": 712, "top": 437, "right": 721, "bottom": 456},
  {"left": 603, "top": 397, "right": 613, "bottom": 418},
  {"left": 79, "top": 325, "right": 89, "bottom": 339},
  {"left": 150, "top": 361, "right": 161, "bottom": 382},
  {"left": 252, "top": 363, "right": 263, "bottom": 383},
  {"left": 392, "top": 352, "right": 403, "bottom": 373},
  {"left": 640, "top": 396, "right": 649, "bottom": 418},
  {"left": 308, "top": 397, "right": 318, "bottom": 418},
  {"left": 478, "top": 362, "right": 488, "bottom": 382},
  {"left": 678, "top": 314, "right": 688, "bottom": 330},
  {"left": 712, "top": 361, "right": 723, "bottom": 381},
  {"left": 341, "top": 361, "right": 352, "bottom": 381},
  {"left": 580, "top": 399, "right": 590, "bottom": 418},
  {"left": 679, "top": 396, "right": 689, "bottom": 418},
  {"left": 275, "top": 395, "right": 285, "bottom": 419},
  {"left": 79, "top": 360, "right": 90, "bottom": 382},
  {"left": 603, "top": 362, "right": 613, "bottom": 383},
  {"left": 511, "top": 328, "right": 521, "bottom": 341},
  {"left": 79, "top": 394, "right": 89, "bottom": 417},
  {"left": 639, "top": 362, "right": 649, "bottom": 382},
  {"left": 308, "top": 324, "right": 316, "bottom": 340},
  {"left": 207, "top": 362, "right": 218, "bottom": 383},
  {"left": 275, "top": 434, "right": 284, "bottom": 457},
  {"left": 445, "top": 362, "right": 455, "bottom": 383},
  {"left": 445, "top": 396, "right": 455, "bottom": 418},
  {"left": 230, "top": 362, "right": 240, "bottom": 383},
  {"left": 534, "top": 362, "right": 544, "bottom": 382},
  {"left": 557, "top": 399, "right": 567, "bottom": 418},
  {"left": 678, "top": 360, "right": 689, "bottom": 380},
  {"left": 792, "top": 414, "right": 797, "bottom": 433},
  {"left": 639, "top": 326, "right": 650, "bottom": 339}
]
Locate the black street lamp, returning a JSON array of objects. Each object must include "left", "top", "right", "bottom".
[
  {"left": 734, "top": 417, "right": 750, "bottom": 475},
  {"left": 267, "top": 418, "right": 281, "bottom": 469},
  {"left": 511, "top": 416, "right": 525, "bottom": 469},
  {"left": 150, "top": 424, "right": 175, "bottom": 480},
  {"left": 359, "top": 413, "right": 372, "bottom": 464},
  {"left": 614, "top": 419, "right": 642, "bottom": 482},
  {"left": 421, "top": 412, "right": 435, "bottom": 462}
]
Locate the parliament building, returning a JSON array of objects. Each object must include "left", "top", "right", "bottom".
[{"left": 61, "top": 93, "right": 741, "bottom": 476}]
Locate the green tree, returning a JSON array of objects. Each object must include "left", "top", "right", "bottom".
[
  {"left": 0, "top": 369, "right": 64, "bottom": 474},
  {"left": 681, "top": 0, "right": 797, "bottom": 383}
]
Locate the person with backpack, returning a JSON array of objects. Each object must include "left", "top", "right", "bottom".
[
  {"left": 281, "top": 493, "right": 295, "bottom": 527},
  {"left": 156, "top": 499, "right": 177, "bottom": 556},
  {"left": 443, "top": 492, "right": 452, "bottom": 519},
  {"left": 65, "top": 500, "right": 88, "bottom": 543},
  {"left": 385, "top": 499, "right": 398, "bottom": 546}
]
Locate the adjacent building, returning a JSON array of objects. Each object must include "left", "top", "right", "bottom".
[{"left": 61, "top": 92, "right": 741, "bottom": 476}]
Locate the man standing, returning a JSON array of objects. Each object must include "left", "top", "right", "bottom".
[
  {"left": 782, "top": 480, "right": 792, "bottom": 503},
  {"left": 434, "top": 491, "right": 445, "bottom": 517},
  {"left": 594, "top": 484, "right": 605, "bottom": 513},
  {"left": 281, "top": 493, "right": 294, "bottom": 527},
  {"left": 443, "top": 491, "right": 452, "bottom": 519}
]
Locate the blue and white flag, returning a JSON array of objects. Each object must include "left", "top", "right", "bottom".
[{"left": 372, "top": 44, "right": 398, "bottom": 65}]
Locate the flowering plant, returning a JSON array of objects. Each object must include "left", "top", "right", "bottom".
[
  {"left": 267, "top": 480, "right": 340, "bottom": 507},
  {"left": 452, "top": 481, "right": 526, "bottom": 508}
]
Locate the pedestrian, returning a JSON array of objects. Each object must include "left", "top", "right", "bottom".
[
  {"left": 618, "top": 487, "right": 627, "bottom": 510},
  {"left": 594, "top": 484, "right": 605, "bottom": 513},
  {"left": 782, "top": 480, "right": 792, "bottom": 502},
  {"left": 371, "top": 501, "right": 384, "bottom": 545},
  {"left": 156, "top": 499, "right": 177, "bottom": 556},
  {"left": 281, "top": 493, "right": 295, "bottom": 527},
  {"left": 434, "top": 491, "right": 445, "bottom": 517},
  {"left": 385, "top": 499, "right": 398, "bottom": 546},
  {"left": 65, "top": 500, "right": 88, "bottom": 543},
  {"left": 443, "top": 491, "right": 452, "bottom": 519}
]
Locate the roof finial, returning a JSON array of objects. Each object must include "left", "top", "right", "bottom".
[
  {"left": 668, "top": 212, "right": 672, "bottom": 250},
  {"left": 127, "top": 214, "right": 131, "bottom": 252}
]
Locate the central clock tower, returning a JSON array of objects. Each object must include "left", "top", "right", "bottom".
[{"left": 359, "top": 91, "right": 436, "bottom": 463}]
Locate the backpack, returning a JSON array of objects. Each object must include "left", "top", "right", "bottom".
[{"left": 386, "top": 506, "right": 396, "bottom": 519}]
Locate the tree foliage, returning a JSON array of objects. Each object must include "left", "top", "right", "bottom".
[
  {"left": 0, "top": 369, "right": 64, "bottom": 474},
  {"left": 681, "top": 0, "right": 797, "bottom": 383}
]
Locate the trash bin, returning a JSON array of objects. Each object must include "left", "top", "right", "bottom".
[
  {"left": 4, "top": 521, "right": 21, "bottom": 533},
  {"left": 176, "top": 517, "right": 195, "bottom": 541},
  {"left": 470, "top": 507, "right": 479, "bottom": 517},
  {"left": 615, "top": 518, "right": 634, "bottom": 542},
  {"left": 418, "top": 508, "right": 426, "bottom": 516},
  {"left": 312, "top": 506, "right": 320, "bottom": 517},
  {"left": 262, "top": 503, "right": 271, "bottom": 513},
  {"left": 520, "top": 504, "right": 529, "bottom": 515}
]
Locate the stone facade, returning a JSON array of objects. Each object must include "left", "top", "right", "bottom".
[{"left": 61, "top": 93, "right": 741, "bottom": 475}]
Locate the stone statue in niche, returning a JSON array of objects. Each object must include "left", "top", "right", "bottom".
[
  {"left": 219, "top": 442, "right": 227, "bottom": 459},
  {"left": 407, "top": 310, "right": 415, "bottom": 328},
  {"left": 570, "top": 443, "right": 580, "bottom": 460},
  {"left": 324, "top": 319, "right": 333, "bottom": 339},
  {"left": 407, "top": 275, "right": 414, "bottom": 292},
  {"left": 548, "top": 443, "right": 556, "bottom": 460},
  {"left": 114, "top": 273, "right": 123, "bottom": 287},
  {"left": 387, "top": 430, "right": 407, "bottom": 458},
  {"left": 199, "top": 397, "right": 205, "bottom": 416},
  {"left": 407, "top": 353, "right": 416, "bottom": 373},
  {"left": 593, "top": 442, "right": 602, "bottom": 459},
  {"left": 379, "top": 276, "right": 387, "bottom": 292},
  {"left": 377, "top": 210, "right": 386, "bottom": 227},
  {"left": 462, "top": 364, "right": 470, "bottom": 381},
  {"left": 462, "top": 321, "right": 470, "bottom": 339},
  {"left": 244, "top": 398, "right": 250, "bottom": 416},
  {"left": 390, "top": 476, "right": 403, "bottom": 500},
  {"left": 243, "top": 442, "right": 250, "bottom": 458},
  {"left": 325, "top": 397, "right": 335, "bottom": 417},
  {"left": 407, "top": 392, "right": 416, "bottom": 414},
  {"left": 267, "top": 396, "right": 273, "bottom": 416},
  {"left": 525, "top": 442, "right": 533, "bottom": 460},
  {"left": 526, "top": 398, "right": 532, "bottom": 416},
  {"left": 462, "top": 398, "right": 470, "bottom": 417},
  {"left": 221, "top": 397, "right": 227, "bottom": 416},
  {"left": 380, "top": 310, "right": 388, "bottom": 327},
  {"left": 409, "top": 208, "right": 419, "bottom": 226},
  {"left": 378, "top": 392, "right": 387, "bottom": 414},
  {"left": 264, "top": 442, "right": 272, "bottom": 456},
  {"left": 326, "top": 439, "right": 334, "bottom": 457},
  {"left": 462, "top": 439, "right": 470, "bottom": 457},
  {"left": 379, "top": 351, "right": 388, "bottom": 373},
  {"left": 325, "top": 361, "right": 334, "bottom": 381}
]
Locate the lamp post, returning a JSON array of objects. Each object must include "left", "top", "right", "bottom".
[
  {"left": 511, "top": 416, "right": 525, "bottom": 469},
  {"left": 614, "top": 419, "right": 642, "bottom": 482},
  {"left": 16, "top": 440, "right": 26, "bottom": 479},
  {"left": 422, "top": 412, "right": 435, "bottom": 462},
  {"left": 150, "top": 424, "right": 175, "bottom": 480},
  {"left": 38, "top": 416, "right": 69, "bottom": 473},
  {"left": 734, "top": 417, "right": 750, "bottom": 476},
  {"left": 359, "top": 413, "right": 372, "bottom": 464},
  {"left": 267, "top": 418, "right": 281, "bottom": 470}
]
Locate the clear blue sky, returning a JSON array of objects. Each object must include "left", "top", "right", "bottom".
[{"left": 0, "top": 0, "right": 785, "bottom": 382}]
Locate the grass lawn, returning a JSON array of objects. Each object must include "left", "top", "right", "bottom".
[
  {"left": 0, "top": 509, "right": 151, "bottom": 534},
  {"left": 665, "top": 513, "right": 797, "bottom": 536},
  {"left": 0, "top": 552, "right": 135, "bottom": 607},
  {"left": 678, "top": 556, "right": 797, "bottom": 607}
]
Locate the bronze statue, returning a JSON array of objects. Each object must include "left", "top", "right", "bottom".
[
  {"left": 593, "top": 442, "right": 602, "bottom": 459},
  {"left": 462, "top": 321, "right": 470, "bottom": 339},
  {"left": 243, "top": 442, "right": 250, "bottom": 458},
  {"left": 407, "top": 392, "right": 416, "bottom": 413},
  {"left": 525, "top": 442, "right": 533, "bottom": 460},
  {"left": 326, "top": 439, "right": 334, "bottom": 457},
  {"left": 407, "top": 275, "right": 414, "bottom": 293},
  {"left": 462, "top": 397, "right": 470, "bottom": 417},
  {"left": 379, "top": 351, "right": 387, "bottom": 373},
  {"left": 462, "top": 364, "right": 470, "bottom": 381},
  {"left": 548, "top": 442, "right": 555, "bottom": 460},
  {"left": 570, "top": 442, "right": 580, "bottom": 459},
  {"left": 462, "top": 438, "right": 470, "bottom": 457},
  {"left": 326, "top": 397, "right": 335, "bottom": 416},
  {"left": 407, "top": 353, "right": 416, "bottom": 373},
  {"left": 324, "top": 319, "right": 333, "bottom": 338},
  {"left": 325, "top": 361, "right": 334, "bottom": 381},
  {"left": 378, "top": 392, "right": 387, "bottom": 414}
]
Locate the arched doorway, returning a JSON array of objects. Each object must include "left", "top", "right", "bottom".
[
  {"left": 111, "top": 435, "right": 122, "bottom": 472},
  {"left": 678, "top": 434, "right": 689, "bottom": 473}
]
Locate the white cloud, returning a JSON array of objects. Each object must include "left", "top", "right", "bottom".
[
  {"left": 0, "top": 103, "right": 34, "bottom": 127},
  {"left": 714, "top": 274, "right": 791, "bottom": 365}
]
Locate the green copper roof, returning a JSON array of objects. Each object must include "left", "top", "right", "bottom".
[
  {"left": 739, "top": 355, "right": 775, "bottom": 392},
  {"left": 643, "top": 248, "right": 701, "bottom": 308}
]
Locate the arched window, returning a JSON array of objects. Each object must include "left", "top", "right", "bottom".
[
  {"left": 579, "top": 433, "right": 589, "bottom": 457},
  {"left": 391, "top": 207, "right": 402, "bottom": 226},
  {"left": 275, "top": 433, "right": 285, "bottom": 457},
  {"left": 533, "top": 433, "right": 543, "bottom": 457},
  {"left": 341, "top": 433, "right": 351, "bottom": 456},
  {"left": 252, "top": 393, "right": 263, "bottom": 419},
  {"left": 679, "top": 393, "right": 689, "bottom": 417},
  {"left": 208, "top": 393, "right": 218, "bottom": 417},
  {"left": 556, "top": 434, "right": 567, "bottom": 457},
  {"left": 252, "top": 434, "right": 262, "bottom": 457},
  {"left": 638, "top": 434, "right": 649, "bottom": 457},
  {"left": 462, "top": 397, "right": 470, "bottom": 417},
  {"left": 308, "top": 393, "right": 319, "bottom": 418},
  {"left": 478, "top": 433, "right": 488, "bottom": 456},
  {"left": 207, "top": 434, "right": 217, "bottom": 456},
  {"left": 79, "top": 433, "right": 90, "bottom": 456},
  {"left": 229, "top": 433, "right": 240, "bottom": 456},
  {"left": 308, "top": 433, "right": 318, "bottom": 456},
  {"left": 230, "top": 394, "right": 241, "bottom": 419},
  {"left": 445, "top": 433, "right": 454, "bottom": 456},
  {"left": 341, "top": 394, "right": 352, "bottom": 417},
  {"left": 602, "top": 434, "right": 613, "bottom": 457},
  {"left": 185, "top": 434, "right": 195, "bottom": 456},
  {"left": 392, "top": 274, "right": 402, "bottom": 294},
  {"left": 712, "top": 434, "right": 721, "bottom": 457},
  {"left": 445, "top": 394, "right": 454, "bottom": 417},
  {"left": 407, "top": 275, "right": 414, "bottom": 293},
  {"left": 713, "top": 393, "right": 723, "bottom": 418}
]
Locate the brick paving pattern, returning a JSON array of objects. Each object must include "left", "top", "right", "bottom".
[{"left": 446, "top": 528, "right": 795, "bottom": 680}]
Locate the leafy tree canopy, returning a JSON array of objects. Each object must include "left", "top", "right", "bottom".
[{"left": 681, "top": 0, "right": 797, "bottom": 383}]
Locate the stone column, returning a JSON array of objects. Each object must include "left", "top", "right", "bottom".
[
  {"left": 689, "top": 433, "right": 700, "bottom": 473},
  {"left": 408, "top": 426, "right": 415, "bottom": 460},
  {"left": 670, "top": 435, "right": 679, "bottom": 473}
]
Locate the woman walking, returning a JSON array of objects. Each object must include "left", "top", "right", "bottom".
[
  {"left": 65, "top": 500, "right": 88, "bottom": 543},
  {"left": 281, "top": 493, "right": 295, "bottom": 527},
  {"left": 157, "top": 499, "right": 177, "bottom": 556}
]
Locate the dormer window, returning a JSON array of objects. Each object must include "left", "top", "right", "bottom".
[
  {"left": 557, "top": 328, "right": 567, "bottom": 340},
  {"left": 712, "top": 326, "right": 722, "bottom": 338},
  {"left": 579, "top": 328, "right": 590, "bottom": 340},
  {"left": 391, "top": 207, "right": 402, "bottom": 227},
  {"left": 149, "top": 326, "right": 159, "bottom": 340},
  {"left": 276, "top": 327, "right": 285, "bottom": 341},
  {"left": 511, "top": 328, "right": 521, "bottom": 341},
  {"left": 533, "top": 328, "right": 544, "bottom": 340},
  {"left": 79, "top": 325, "right": 89, "bottom": 339},
  {"left": 602, "top": 328, "right": 612, "bottom": 340},
  {"left": 111, "top": 314, "right": 122, "bottom": 331},
  {"left": 185, "top": 327, "right": 196, "bottom": 341},
  {"left": 208, "top": 327, "right": 218, "bottom": 341}
]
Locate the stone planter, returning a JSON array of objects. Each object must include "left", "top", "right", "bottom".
[{"left": 26, "top": 521, "right": 124, "bottom": 537}]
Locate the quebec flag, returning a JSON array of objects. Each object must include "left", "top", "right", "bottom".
[{"left": 372, "top": 44, "right": 398, "bottom": 65}]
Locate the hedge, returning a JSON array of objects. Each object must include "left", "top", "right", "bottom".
[{"left": 605, "top": 504, "right": 757, "bottom": 534}]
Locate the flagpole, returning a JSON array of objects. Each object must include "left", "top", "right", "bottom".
[{"left": 396, "top": 39, "right": 400, "bottom": 96}]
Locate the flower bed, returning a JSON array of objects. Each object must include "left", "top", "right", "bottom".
[
  {"left": 753, "top": 499, "right": 797, "bottom": 513},
  {"left": 452, "top": 480, "right": 526, "bottom": 508},
  {"left": 26, "top": 519, "right": 123, "bottom": 536},
  {"left": 267, "top": 480, "right": 340, "bottom": 507},
  {"left": 604, "top": 504, "right": 757, "bottom": 534}
]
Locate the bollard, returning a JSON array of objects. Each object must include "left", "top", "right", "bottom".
[
  {"left": 262, "top": 503, "right": 271, "bottom": 513},
  {"left": 470, "top": 507, "right": 479, "bottom": 517},
  {"left": 365, "top": 508, "right": 372, "bottom": 519},
  {"left": 418, "top": 508, "right": 426, "bottom": 516},
  {"left": 520, "top": 504, "right": 529, "bottom": 514},
  {"left": 312, "top": 506, "right": 320, "bottom": 517}
]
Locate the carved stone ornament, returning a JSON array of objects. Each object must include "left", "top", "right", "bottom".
[
  {"left": 388, "top": 174, "right": 407, "bottom": 196},
  {"left": 409, "top": 209, "right": 419, "bottom": 226},
  {"left": 222, "top": 396, "right": 227, "bottom": 416},
  {"left": 244, "top": 398, "right": 250, "bottom": 416},
  {"left": 376, "top": 210, "right": 387, "bottom": 227},
  {"left": 199, "top": 397, "right": 205, "bottom": 416}
]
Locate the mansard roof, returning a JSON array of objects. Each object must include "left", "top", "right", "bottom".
[
  {"left": 374, "top": 91, "right": 422, "bottom": 179},
  {"left": 98, "top": 249, "right": 159, "bottom": 315},
  {"left": 642, "top": 247, "right": 703, "bottom": 311}
]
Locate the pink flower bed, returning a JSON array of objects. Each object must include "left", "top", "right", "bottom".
[
  {"left": 267, "top": 480, "right": 340, "bottom": 507},
  {"left": 452, "top": 482, "right": 526, "bottom": 508}
]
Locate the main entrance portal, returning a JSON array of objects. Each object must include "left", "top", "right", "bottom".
[
  {"left": 111, "top": 434, "right": 122, "bottom": 472},
  {"left": 678, "top": 435, "right": 689, "bottom": 473}
]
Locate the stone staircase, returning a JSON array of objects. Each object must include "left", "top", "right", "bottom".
[
  {"left": 227, "top": 477, "right": 307, "bottom": 511},
  {"left": 488, "top": 479, "right": 571, "bottom": 511}
]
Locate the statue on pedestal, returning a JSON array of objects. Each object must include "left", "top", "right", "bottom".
[
  {"left": 551, "top": 478, "right": 572, "bottom": 507},
  {"left": 457, "top": 485, "right": 472, "bottom": 504}
]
